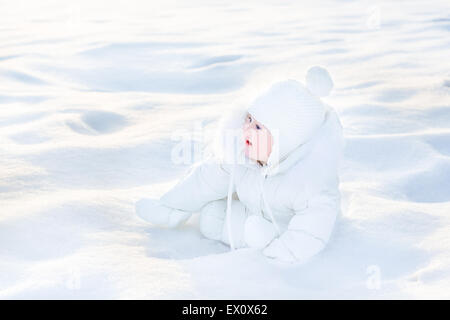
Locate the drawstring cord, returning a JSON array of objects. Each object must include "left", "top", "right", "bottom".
[
  {"left": 226, "top": 163, "right": 236, "bottom": 251},
  {"left": 225, "top": 144, "right": 245, "bottom": 251},
  {"left": 258, "top": 166, "right": 298, "bottom": 261},
  {"left": 258, "top": 171, "right": 281, "bottom": 236}
]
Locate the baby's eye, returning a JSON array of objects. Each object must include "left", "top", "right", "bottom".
[
  {"left": 248, "top": 115, "right": 252, "bottom": 122},
  {"left": 256, "top": 124, "right": 261, "bottom": 130}
]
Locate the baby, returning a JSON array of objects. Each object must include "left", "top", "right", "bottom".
[{"left": 136, "top": 66, "right": 344, "bottom": 264}]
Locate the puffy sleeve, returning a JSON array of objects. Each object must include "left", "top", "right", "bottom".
[
  {"left": 159, "top": 154, "right": 232, "bottom": 212},
  {"left": 263, "top": 188, "right": 340, "bottom": 263}
]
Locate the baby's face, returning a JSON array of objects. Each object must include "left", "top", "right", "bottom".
[{"left": 242, "top": 112, "right": 273, "bottom": 164}]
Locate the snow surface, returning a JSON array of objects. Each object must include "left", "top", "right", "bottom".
[{"left": 1, "top": 0, "right": 450, "bottom": 299}]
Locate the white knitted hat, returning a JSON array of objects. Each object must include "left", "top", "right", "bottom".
[{"left": 247, "top": 66, "right": 333, "bottom": 166}]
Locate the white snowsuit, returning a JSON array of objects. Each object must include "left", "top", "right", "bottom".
[{"left": 157, "top": 103, "right": 344, "bottom": 263}]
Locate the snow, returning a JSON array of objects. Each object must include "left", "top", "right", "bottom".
[{"left": 1, "top": 0, "right": 450, "bottom": 299}]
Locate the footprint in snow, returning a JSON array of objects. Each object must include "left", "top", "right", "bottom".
[{"left": 66, "top": 110, "right": 128, "bottom": 135}]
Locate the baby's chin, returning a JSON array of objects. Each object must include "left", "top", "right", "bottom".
[
  {"left": 243, "top": 146, "right": 250, "bottom": 158},
  {"left": 244, "top": 146, "right": 261, "bottom": 163}
]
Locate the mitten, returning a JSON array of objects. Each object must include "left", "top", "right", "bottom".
[
  {"left": 135, "top": 198, "right": 191, "bottom": 228},
  {"left": 243, "top": 215, "right": 277, "bottom": 249}
]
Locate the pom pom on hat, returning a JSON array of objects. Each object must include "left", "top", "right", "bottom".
[{"left": 306, "top": 65, "right": 333, "bottom": 97}]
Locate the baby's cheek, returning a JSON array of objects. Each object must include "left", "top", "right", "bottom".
[{"left": 259, "top": 133, "right": 271, "bottom": 149}]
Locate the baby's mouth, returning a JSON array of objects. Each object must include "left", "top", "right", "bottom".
[{"left": 245, "top": 139, "right": 252, "bottom": 146}]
